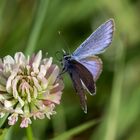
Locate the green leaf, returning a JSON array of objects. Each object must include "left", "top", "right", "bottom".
[
  {"left": 0, "top": 113, "right": 9, "bottom": 128},
  {"left": 52, "top": 119, "right": 100, "bottom": 140}
]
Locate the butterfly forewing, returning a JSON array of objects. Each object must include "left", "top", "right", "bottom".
[{"left": 72, "top": 19, "right": 114, "bottom": 59}]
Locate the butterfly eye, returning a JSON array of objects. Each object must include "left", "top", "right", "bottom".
[{"left": 64, "top": 55, "right": 71, "bottom": 60}]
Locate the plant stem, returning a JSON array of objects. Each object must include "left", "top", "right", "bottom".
[
  {"left": 26, "top": 126, "right": 33, "bottom": 140},
  {"left": 52, "top": 105, "right": 66, "bottom": 136}
]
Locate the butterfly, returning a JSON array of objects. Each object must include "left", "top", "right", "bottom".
[{"left": 61, "top": 19, "right": 115, "bottom": 113}]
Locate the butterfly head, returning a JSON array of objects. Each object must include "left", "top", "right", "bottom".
[{"left": 58, "top": 49, "right": 72, "bottom": 75}]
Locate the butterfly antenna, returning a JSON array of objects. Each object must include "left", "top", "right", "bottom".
[{"left": 58, "top": 31, "right": 71, "bottom": 54}]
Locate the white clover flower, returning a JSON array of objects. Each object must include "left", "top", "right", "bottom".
[{"left": 0, "top": 51, "right": 64, "bottom": 128}]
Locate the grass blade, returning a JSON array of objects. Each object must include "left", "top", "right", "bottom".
[
  {"left": 52, "top": 119, "right": 100, "bottom": 140},
  {"left": 25, "top": 0, "right": 49, "bottom": 55}
]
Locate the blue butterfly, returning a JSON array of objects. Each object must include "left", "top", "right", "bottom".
[{"left": 61, "top": 19, "right": 115, "bottom": 113}]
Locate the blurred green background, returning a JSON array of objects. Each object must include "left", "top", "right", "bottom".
[{"left": 0, "top": 0, "right": 140, "bottom": 140}]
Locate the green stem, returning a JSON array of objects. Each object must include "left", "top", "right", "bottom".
[
  {"left": 52, "top": 105, "right": 66, "bottom": 136},
  {"left": 26, "top": 126, "right": 33, "bottom": 140},
  {"left": 25, "top": 0, "right": 49, "bottom": 55}
]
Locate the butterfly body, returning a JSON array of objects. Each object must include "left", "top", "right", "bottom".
[{"left": 61, "top": 19, "right": 115, "bottom": 113}]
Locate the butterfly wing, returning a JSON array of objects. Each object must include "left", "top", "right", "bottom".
[
  {"left": 71, "top": 60, "right": 96, "bottom": 95},
  {"left": 68, "top": 68, "right": 87, "bottom": 113},
  {"left": 80, "top": 56, "right": 103, "bottom": 81},
  {"left": 72, "top": 19, "right": 114, "bottom": 59},
  {"left": 67, "top": 59, "right": 96, "bottom": 113}
]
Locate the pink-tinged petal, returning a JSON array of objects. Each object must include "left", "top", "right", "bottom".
[
  {"left": 0, "top": 112, "right": 5, "bottom": 118},
  {"left": 32, "top": 50, "right": 42, "bottom": 69},
  {"left": 37, "top": 72, "right": 44, "bottom": 80},
  {"left": 0, "top": 93, "right": 12, "bottom": 100},
  {"left": 34, "top": 100, "right": 46, "bottom": 110},
  {"left": 47, "top": 65, "right": 59, "bottom": 85},
  {"left": 45, "top": 65, "right": 55, "bottom": 79},
  {"left": 43, "top": 57, "right": 53, "bottom": 70},
  {"left": 19, "top": 80, "right": 32, "bottom": 96},
  {"left": 0, "top": 59, "right": 3, "bottom": 69},
  {"left": 50, "top": 80, "right": 64, "bottom": 93},
  {"left": 39, "top": 65, "right": 47, "bottom": 76},
  {"left": 45, "top": 104, "right": 56, "bottom": 119},
  {"left": 26, "top": 65, "right": 31, "bottom": 76},
  {"left": 31, "top": 103, "right": 48, "bottom": 120},
  {"left": 32, "top": 77, "right": 42, "bottom": 91},
  {"left": 44, "top": 91, "right": 62, "bottom": 104},
  {"left": 14, "top": 103, "right": 23, "bottom": 114},
  {"left": 8, "top": 113, "right": 18, "bottom": 125},
  {"left": 14, "top": 52, "right": 26, "bottom": 66},
  {"left": 30, "top": 103, "right": 43, "bottom": 119},
  {"left": 12, "top": 76, "right": 21, "bottom": 98},
  {"left": 25, "top": 87, "right": 31, "bottom": 102},
  {"left": 42, "top": 100, "right": 53, "bottom": 106},
  {"left": 37, "top": 90, "right": 49, "bottom": 100},
  {"left": 6, "top": 71, "right": 17, "bottom": 93},
  {"left": 32, "top": 112, "right": 45, "bottom": 120},
  {"left": 3, "top": 64, "right": 11, "bottom": 76},
  {"left": 3, "top": 55, "right": 15, "bottom": 65},
  {"left": 32, "top": 66, "right": 39, "bottom": 74},
  {"left": 40, "top": 83, "right": 63, "bottom": 104},
  {"left": 33, "top": 86, "right": 38, "bottom": 98},
  {"left": 0, "top": 73, "right": 7, "bottom": 86},
  {"left": 0, "top": 84, "right": 6, "bottom": 92},
  {"left": 41, "top": 78, "right": 48, "bottom": 89},
  {"left": 24, "top": 103, "right": 30, "bottom": 114},
  {"left": 4, "top": 99, "right": 17, "bottom": 108},
  {"left": 29, "top": 54, "right": 35, "bottom": 66},
  {"left": 37, "top": 65, "right": 48, "bottom": 88},
  {"left": 17, "top": 96, "right": 24, "bottom": 107},
  {"left": 20, "top": 117, "right": 32, "bottom": 128}
]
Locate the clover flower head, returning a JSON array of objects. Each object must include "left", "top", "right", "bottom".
[{"left": 0, "top": 51, "right": 63, "bottom": 128}]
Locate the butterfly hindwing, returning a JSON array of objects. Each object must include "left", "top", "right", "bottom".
[
  {"left": 69, "top": 68, "right": 87, "bottom": 113},
  {"left": 71, "top": 60, "right": 96, "bottom": 95},
  {"left": 80, "top": 56, "right": 103, "bottom": 81}
]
